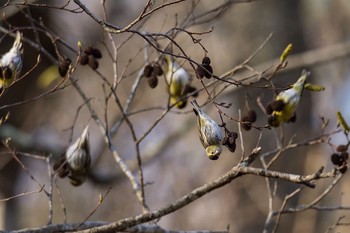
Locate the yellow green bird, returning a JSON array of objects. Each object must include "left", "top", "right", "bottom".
[
  {"left": 267, "top": 69, "right": 309, "bottom": 127},
  {"left": 164, "top": 54, "right": 191, "bottom": 109},
  {"left": 191, "top": 99, "right": 223, "bottom": 160},
  {"left": 0, "top": 31, "right": 23, "bottom": 89}
]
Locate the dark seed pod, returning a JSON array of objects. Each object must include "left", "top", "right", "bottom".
[
  {"left": 246, "top": 110, "right": 257, "bottom": 123},
  {"left": 84, "top": 46, "right": 94, "bottom": 55},
  {"left": 331, "top": 153, "right": 342, "bottom": 166},
  {"left": 143, "top": 64, "right": 153, "bottom": 78},
  {"left": 80, "top": 55, "right": 89, "bottom": 65},
  {"left": 241, "top": 123, "right": 252, "bottom": 131},
  {"left": 58, "top": 58, "right": 72, "bottom": 77},
  {"left": 340, "top": 152, "right": 349, "bottom": 162},
  {"left": 241, "top": 115, "right": 252, "bottom": 131},
  {"left": 196, "top": 65, "right": 205, "bottom": 79},
  {"left": 228, "top": 136, "right": 236, "bottom": 145},
  {"left": 84, "top": 46, "right": 102, "bottom": 58},
  {"left": 223, "top": 132, "right": 237, "bottom": 153},
  {"left": 203, "top": 64, "right": 213, "bottom": 79},
  {"left": 339, "top": 165, "right": 348, "bottom": 174},
  {"left": 221, "top": 136, "right": 229, "bottom": 145},
  {"left": 336, "top": 144, "right": 348, "bottom": 153},
  {"left": 227, "top": 142, "right": 236, "bottom": 153},
  {"left": 147, "top": 75, "right": 158, "bottom": 88},
  {"left": 270, "top": 99, "right": 285, "bottom": 111},
  {"left": 153, "top": 63, "right": 163, "bottom": 76},
  {"left": 202, "top": 56, "right": 211, "bottom": 65},
  {"left": 228, "top": 131, "right": 238, "bottom": 140},
  {"left": 90, "top": 47, "right": 102, "bottom": 59},
  {"left": 88, "top": 55, "right": 99, "bottom": 70}
]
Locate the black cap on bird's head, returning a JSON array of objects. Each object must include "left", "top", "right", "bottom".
[{"left": 208, "top": 154, "right": 219, "bottom": 160}]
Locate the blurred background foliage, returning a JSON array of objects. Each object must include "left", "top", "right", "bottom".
[{"left": 1, "top": 0, "right": 350, "bottom": 232}]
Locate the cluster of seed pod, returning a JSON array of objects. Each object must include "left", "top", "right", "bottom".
[
  {"left": 196, "top": 56, "right": 213, "bottom": 79},
  {"left": 58, "top": 58, "right": 72, "bottom": 77},
  {"left": 143, "top": 62, "right": 164, "bottom": 88},
  {"left": 80, "top": 46, "right": 102, "bottom": 70},
  {"left": 241, "top": 109, "right": 257, "bottom": 131},
  {"left": 331, "top": 144, "right": 349, "bottom": 173},
  {"left": 221, "top": 131, "right": 238, "bottom": 153}
]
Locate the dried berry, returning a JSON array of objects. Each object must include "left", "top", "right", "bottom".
[
  {"left": 228, "top": 131, "right": 238, "bottom": 140},
  {"left": 246, "top": 110, "right": 257, "bottom": 123},
  {"left": 84, "top": 46, "right": 102, "bottom": 59},
  {"left": 203, "top": 64, "right": 213, "bottom": 79},
  {"left": 340, "top": 152, "right": 349, "bottom": 161},
  {"left": 336, "top": 144, "right": 348, "bottom": 153},
  {"left": 147, "top": 75, "right": 158, "bottom": 88},
  {"left": 221, "top": 136, "right": 229, "bottom": 145},
  {"left": 339, "top": 165, "right": 348, "bottom": 174},
  {"left": 88, "top": 55, "right": 99, "bottom": 70},
  {"left": 241, "top": 123, "right": 252, "bottom": 131},
  {"left": 331, "top": 153, "right": 342, "bottom": 166},
  {"left": 84, "top": 46, "right": 93, "bottom": 55},
  {"left": 58, "top": 58, "right": 72, "bottom": 77},
  {"left": 222, "top": 131, "right": 237, "bottom": 153},
  {"left": 80, "top": 55, "right": 89, "bottom": 65},
  {"left": 153, "top": 63, "right": 163, "bottom": 76},
  {"left": 143, "top": 64, "right": 153, "bottom": 78},
  {"left": 228, "top": 136, "right": 236, "bottom": 145},
  {"left": 196, "top": 65, "right": 205, "bottom": 79},
  {"left": 227, "top": 142, "right": 236, "bottom": 153},
  {"left": 90, "top": 48, "right": 102, "bottom": 59},
  {"left": 241, "top": 115, "right": 252, "bottom": 131},
  {"left": 202, "top": 56, "right": 211, "bottom": 65}
]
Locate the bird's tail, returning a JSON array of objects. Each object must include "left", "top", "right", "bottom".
[
  {"left": 163, "top": 54, "right": 173, "bottom": 67},
  {"left": 79, "top": 124, "right": 90, "bottom": 145},
  {"left": 13, "top": 31, "right": 23, "bottom": 51},
  {"left": 190, "top": 99, "right": 201, "bottom": 116},
  {"left": 293, "top": 69, "right": 310, "bottom": 94}
]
